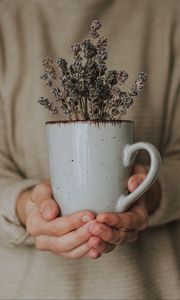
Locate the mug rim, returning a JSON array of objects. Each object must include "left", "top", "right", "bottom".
[{"left": 45, "top": 120, "right": 134, "bottom": 125}]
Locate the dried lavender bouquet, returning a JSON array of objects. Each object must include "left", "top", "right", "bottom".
[{"left": 38, "top": 20, "right": 147, "bottom": 121}]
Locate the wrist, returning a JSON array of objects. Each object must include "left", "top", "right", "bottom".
[{"left": 16, "top": 189, "right": 32, "bottom": 227}]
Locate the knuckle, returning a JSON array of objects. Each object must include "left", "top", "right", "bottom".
[{"left": 91, "top": 224, "right": 106, "bottom": 239}]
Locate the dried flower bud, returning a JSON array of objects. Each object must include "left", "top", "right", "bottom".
[
  {"left": 137, "top": 72, "right": 147, "bottom": 82},
  {"left": 118, "top": 71, "right": 128, "bottom": 84},
  {"left": 71, "top": 43, "right": 81, "bottom": 55},
  {"left": 39, "top": 19, "right": 147, "bottom": 121},
  {"left": 40, "top": 72, "right": 48, "bottom": 81},
  {"left": 98, "top": 63, "right": 107, "bottom": 75},
  {"left": 97, "top": 37, "right": 108, "bottom": 48},
  {"left": 91, "top": 19, "right": 101, "bottom": 32},
  {"left": 96, "top": 48, "right": 108, "bottom": 62},
  {"left": 82, "top": 39, "right": 97, "bottom": 58},
  {"left": 129, "top": 85, "right": 138, "bottom": 96},
  {"left": 90, "top": 19, "right": 101, "bottom": 38},
  {"left": 105, "top": 70, "right": 118, "bottom": 86},
  {"left": 56, "top": 58, "right": 69, "bottom": 76},
  {"left": 38, "top": 96, "right": 58, "bottom": 114},
  {"left": 51, "top": 87, "right": 61, "bottom": 99},
  {"left": 42, "top": 57, "right": 53, "bottom": 69}
]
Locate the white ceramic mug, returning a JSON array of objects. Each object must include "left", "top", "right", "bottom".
[{"left": 46, "top": 120, "right": 161, "bottom": 215}]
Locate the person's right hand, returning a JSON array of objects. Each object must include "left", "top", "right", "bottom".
[{"left": 16, "top": 180, "right": 107, "bottom": 259}]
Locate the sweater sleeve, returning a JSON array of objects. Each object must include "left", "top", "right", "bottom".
[
  {"left": 0, "top": 98, "right": 40, "bottom": 246},
  {"left": 149, "top": 13, "right": 180, "bottom": 227}
]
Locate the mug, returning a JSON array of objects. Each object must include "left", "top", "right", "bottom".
[{"left": 46, "top": 120, "right": 161, "bottom": 215}]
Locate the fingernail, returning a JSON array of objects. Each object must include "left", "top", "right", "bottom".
[{"left": 81, "top": 214, "right": 92, "bottom": 223}]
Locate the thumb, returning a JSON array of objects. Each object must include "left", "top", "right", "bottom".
[
  {"left": 128, "top": 173, "right": 146, "bottom": 193},
  {"left": 41, "top": 198, "right": 60, "bottom": 221},
  {"left": 31, "top": 182, "right": 60, "bottom": 221}
]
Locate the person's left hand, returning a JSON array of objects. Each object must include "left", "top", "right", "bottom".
[{"left": 87, "top": 164, "right": 160, "bottom": 259}]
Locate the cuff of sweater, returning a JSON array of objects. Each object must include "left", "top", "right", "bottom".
[
  {"left": 0, "top": 179, "right": 41, "bottom": 246},
  {"left": 148, "top": 161, "right": 179, "bottom": 227}
]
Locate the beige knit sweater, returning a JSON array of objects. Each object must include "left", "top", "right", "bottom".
[{"left": 0, "top": 0, "right": 180, "bottom": 299}]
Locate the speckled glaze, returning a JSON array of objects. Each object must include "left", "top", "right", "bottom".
[{"left": 46, "top": 121, "right": 161, "bottom": 215}]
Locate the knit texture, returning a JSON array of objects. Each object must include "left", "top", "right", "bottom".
[{"left": 0, "top": 0, "right": 179, "bottom": 299}]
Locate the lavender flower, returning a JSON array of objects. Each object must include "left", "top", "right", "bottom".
[{"left": 38, "top": 19, "right": 147, "bottom": 120}]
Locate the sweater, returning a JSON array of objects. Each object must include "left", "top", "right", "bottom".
[{"left": 0, "top": 0, "right": 180, "bottom": 299}]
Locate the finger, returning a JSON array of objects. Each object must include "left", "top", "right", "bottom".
[
  {"left": 41, "top": 199, "right": 60, "bottom": 221},
  {"left": 30, "top": 182, "right": 59, "bottom": 220},
  {"left": 31, "top": 181, "right": 53, "bottom": 203},
  {"left": 89, "top": 222, "right": 129, "bottom": 245},
  {"left": 132, "top": 164, "right": 148, "bottom": 175},
  {"left": 96, "top": 199, "right": 148, "bottom": 231},
  {"left": 88, "top": 236, "right": 107, "bottom": 253},
  {"left": 88, "top": 238, "right": 116, "bottom": 254},
  {"left": 27, "top": 210, "right": 95, "bottom": 237},
  {"left": 35, "top": 220, "right": 96, "bottom": 252},
  {"left": 89, "top": 222, "right": 140, "bottom": 245},
  {"left": 60, "top": 241, "right": 91, "bottom": 260},
  {"left": 128, "top": 173, "right": 146, "bottom": 193},
  {"left": 130, "top": 198, "right": 149, "bottom": 230},
  {"left": 86, "top": 239, "right": 106, "bottom": 259},
  {"left": 87, "top": 249, "right": 102, "bottom": 259},
  {"left": 88, "top": 236, "right": 103, "bottom": 248},
  {"left": 87, "top": 241, "right": 115, "bottom": 258}
]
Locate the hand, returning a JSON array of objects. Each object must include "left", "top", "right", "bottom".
[
  {"left": 16, "top": 180, "right": 106, "bottom": 260},
  {"left": 87, "top": 164, "right": 161, "bottom": 258}
]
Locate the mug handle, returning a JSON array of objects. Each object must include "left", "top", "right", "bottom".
[{"left": 115, "top": 142, "right": 161, "bottom": 213}]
